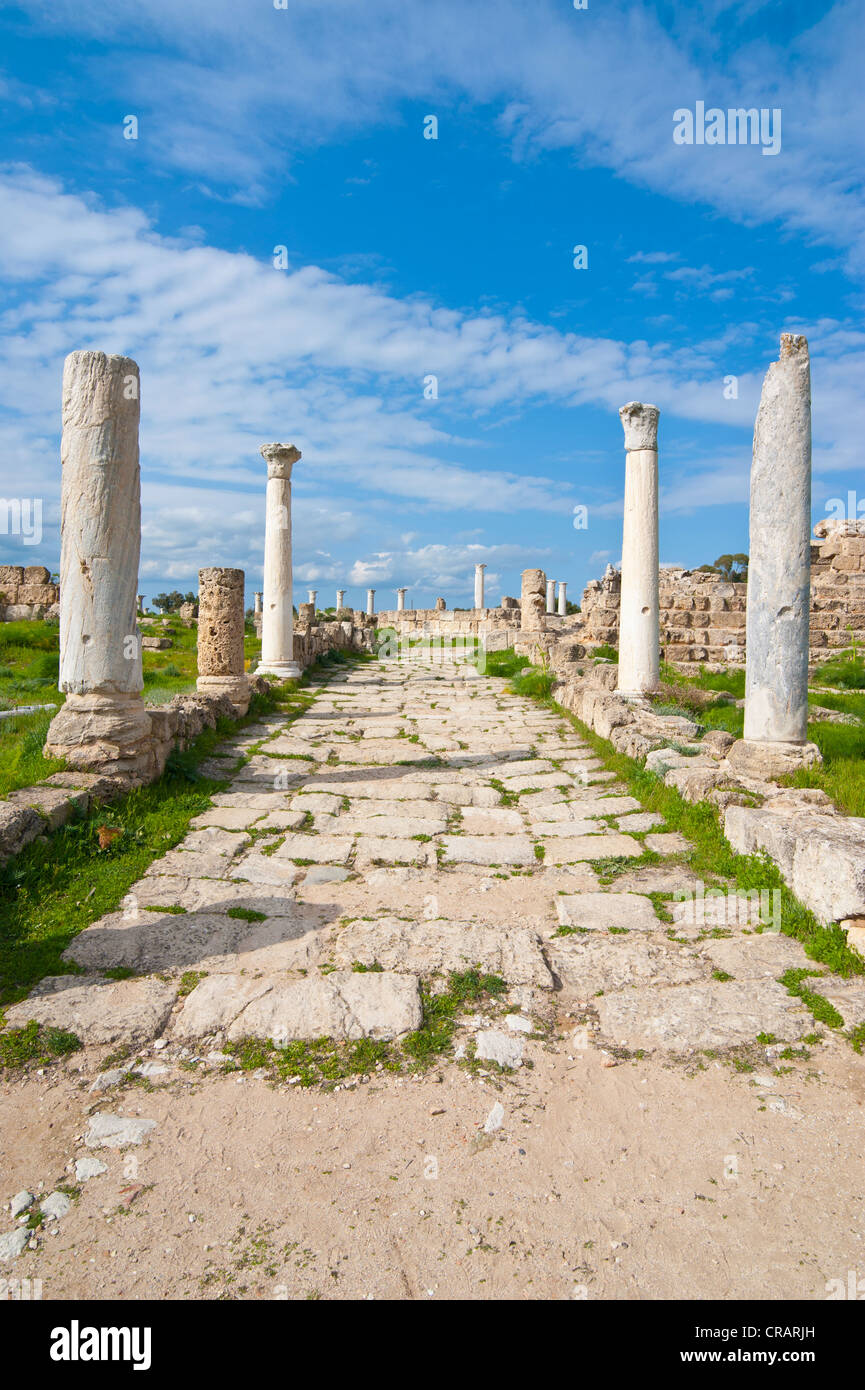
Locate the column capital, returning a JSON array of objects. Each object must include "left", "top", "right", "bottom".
[
  {"left": 619, "top": 402, "right": 659, "bottom": 452},
  {"left": 260, "top": 442, "right": 301, "bottom": 478}
]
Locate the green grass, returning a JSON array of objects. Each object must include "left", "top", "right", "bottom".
[
  {"left": 813, "top": 648, "right": 865, "bottom": 690},
  {"left": 0, "top": 1018, "right": 81, "bottom": 1069}
]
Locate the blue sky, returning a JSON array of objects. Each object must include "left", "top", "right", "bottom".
[{"left": 0, "top": 0, "right": 863, "bottom": 610}]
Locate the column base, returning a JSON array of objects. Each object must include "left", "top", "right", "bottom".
[
  {"left": 255, "top": 660, "right": 302, "bottom": 680},
  {"left": 196, "top": 675, "right": 250, "bottom": 716},
  {"left": 724, "top": 738, "right": 823, "bottom": 781},
  {"left": 44, "top": 692, "right": 168, "bottom": 781}
]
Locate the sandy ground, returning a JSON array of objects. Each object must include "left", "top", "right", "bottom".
[{"left": 3, "top": 1033, "right": 864, "bottom": 1301}]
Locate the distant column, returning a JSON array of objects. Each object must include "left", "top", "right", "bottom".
[
  {"left": 197, "top": 567, "right": 249, "bottom": 714},
  {"left": 255, "top": 442, "right": 302, "bottom": 679},
  {"left": 546, "top": 578, "right": 556, "bottom": 614},
  {"left": 616, "top": 402, "right": 660, "bottom": 697},
  {"left": 336, "top": 589, "right": 346, "bottom": 610},
  {"left": 137, "top": 594, "right": 146, "bottom": 616},
  {"left": 367, "top": 589, "right": 375, "bottom": 617},
  {"left": 557, "top": 581, "right": 567, "bottom": 616},
  {"left": 474, "top": 564, "right": 486, "bottom": 610},
  {"left": 253, "top": 591, "right": 262, "bottom": 615},
  {"left": 44, "top": 351, "right": 160, "bottom": 777},
  {"left": 727, "top": 335, "right": 822, "bottom": 778}
]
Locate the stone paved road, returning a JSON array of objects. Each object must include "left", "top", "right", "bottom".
[{"left": 10, "top": 655, "right": 863, "bottom": 1057}]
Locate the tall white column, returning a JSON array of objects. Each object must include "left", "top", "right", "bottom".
[
  {"left": 474, "top": 563, "right": 486, "bottom": 610},
  {"left": 137, "top": 594, "right": 146, "bottom": 616},
  {"left": 253, "top": 591, "right": 262, "bottom": 615},
  {"left": 616, "top": 402, "right": 660, "bottom": 697},
  {"left": 255, "top": 442, "right": 302, "bottom": 679},
  {"left": 727, "top": 335, "right": 821, "bottom": 778},
  {"left": 336, "top": 589, "right": 346, "bottom": 610},
  {"left": 546, "top": 578, "right": 556, "bottom": 614},
  {"left": 44, "top": 351, "right": 160, "bottom": 777},
  {"left": 557, "top": 581, "right": 567, "bottom": 616},
  {"left": 307, "top": 589, "right": 317, "bottom": 606},
  {"left": 397, "top": 588, "right": 407, "bottom": 611},
  {"left": 366, "top": 589, "right": 375, "bottom": 617}
]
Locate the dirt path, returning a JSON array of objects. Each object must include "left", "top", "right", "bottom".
[{"left": 3, "top": 656, "right": 865, "bottom": 1299}]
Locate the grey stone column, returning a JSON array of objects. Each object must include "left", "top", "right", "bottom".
[
  {"left": 255, "top": 442, "right": 302, "bottom": 679},
  {"left": 367, "top": 589, "right": 375, "bottom": 617},
  {"left": 137, "top": 594, "right": 146, "bottom": 616},
  {"left": 520, "top": 569, "right": 546, "bottom": 631},
  {"left": 397, "top": 588, "right": 407, "bottom": 611},
  {"left": 557, "top": 581, "right": 567, "bottom": 616},
  {"left": 727, "top": 335, "right": 822, "bottom": 778},
  {"left": 196, "top": 567, "right": 249, "bottom": 714},
  {"left": 616, "top": 402, "right": 660, "bottom": 697},
  {"left": 474, "top": 564, "right": 486, "bottom": 610},
  {"left": 44, "top": 351, "right": 163, "bottom": 778}
]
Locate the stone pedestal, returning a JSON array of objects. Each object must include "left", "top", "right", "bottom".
[
  {"left": 557, "top": 581, "right": 567, "bottom": 616},
  {"left": 196, "top": 567, "right": 249, "bottom": 715},
  {"left": 474, "top": 564, "right": 486, "bottom": 610},
  {"left": 520, "top": 569, "right": 546, "bottom": 631},
  {"left": 616, "top": 402, "right": 660, "bottom": 698},
  {"left": 397, "top": 588, "right": 407, "bottom": 611},
  {"left": 255, "top": 442, "right": 302, "bottom": 679},
  {"left": 366, "top": 589, "right": 375, "bottom": 617},
  {"left": 727, "top": 335, "right": 822, "bottom": 778},
  {"left": 546, "top": 579, "right": 556, "bottom": 614},
  {"left": 44, "top": 351, "right": 167, "bottom": 780}
]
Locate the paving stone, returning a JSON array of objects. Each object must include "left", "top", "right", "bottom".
[
  {"left": 551, "top": 933, "right": 704, "bottom": 997},
  {"left": 500, "top": 772, "right": 571, "bottom": 792},
  {"left": 253, "top": 811, "right": 308, "bottom": 832},
  {"left": 337, "top": 815, "right": 447, "bottom": 838},
  {"left": 178, "top": 827, "right": 248, "bottom": 856},
  {"left": 645, "top": 832, "right": 693, "bottom": 855},
  {"left": 542, "top": 833, "right": 643, "bottom": 864},
  {"left": 596, "top": 980, "right": 807, "bottom": 1052},
  {"left": 188, "top": 970, "right": 424, "bottom": 1042},
  {"left": 2, "top": 977, "right": 177, "bottom": 1044},
  {"left": 441, "top": 835, "right": 537, "bottom": 866},
  {"left": 583, "top": 796, "right": 642, "bottom": 817},
  {"left": 614, "top": 812, "right": 667, "bottom": 832},
  {"left": 328, "top": 917, "right": 554, "bottom": 987},
  {"left": 191, "top": 807, "right": 266, "bottom": 831},
  {"left": 272, "top": 835, "right": 353, "bottom": 865},
  {"left": 698, "top": 934, "right": 809, "bottom": 980},
  {"left": 290, "top": 793, "right": 344, "bottom": 815},
  {"left": 150, "top": 850, "right": 234, "bottom": 879},
  {"left": 532, "top": 819, "right": 601, "bottom": 837},
  {"left": 353, "top": 838, "right": 435, "bottom": 869},
  {"left": 556, "top": 892, "right": 659, "bottom": 932},
  {"left": 459, "top": 808, "right": 524, "bottom": 834},
  {"left": 302, "top": 866, "right": 351, "bottom": 885}
]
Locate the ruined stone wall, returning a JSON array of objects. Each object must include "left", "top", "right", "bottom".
[
  {"left": 0, "top": 565, "right": 59, "bottom": 621},
  {"left": 578, "top": 521, "right": 865, "bottom": 667},
  {"left": 373, "top": 607, "right": 522, "bottom": 642}
]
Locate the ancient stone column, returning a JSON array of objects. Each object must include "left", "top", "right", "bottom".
[
  {"left": 367, "top": 589, "right": 375, "bottom": 617},
  {"left": 298, "top": 601, "right": 315, "bottom": 624},
  {"left": 196, "top": 567, "right": 249, "bottom": 714},
  {"left": 435, "top": 597, "right": 446, "bottom": 612},
  {"left": 137, "top": 594, "right": 146, "bottom": 616},
  {"left": 255, "top": 442, "right": 302, "bottom": 679},
  {"left": 474, "top": 564, "right": 486, "bottom": 610},
  {"left": 616, "top": 403, "right": 660, "bottom": 697},
  {"left": 520, "top": 569, "right": 546, "bottom": 631},
  {"left": 557, "top": 581, "right": 567, "bottom": 616},
  {"left": 44, "top": 352, "right": 164, "bottom": 778},
  {"left": 727, "top": 335, "right": 822, "bottom": 778},
  {"left": 546, "top": 579, "right": 556, "bottom": 614},
  {"left": 307, "top": 589, "right": 317, "bottom": 606},
  {"left": 336, "top": 589, "right": 346, "bottom": 610},
  {"left": 397, "top": 587, "right": 407, "bottom": 611},
  {"left": 253, "top": 591, "right": 262, "bottom": 615}
]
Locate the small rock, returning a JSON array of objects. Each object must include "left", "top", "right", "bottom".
[
  {"left": 9, "top": 1190, "right": 32, "bottom": 1219},
  {"left": 74, "top": 1157, "right": 108, "bottom": 1183},
  {"left": 0, "top": 1228, "right": 29, "bottom": 1261},
  {"left": 483, "top": 1101, "right": 505, "bottom": 1133},
  {"left": 133, "top": 1061, "right": 169, "bottom": 1078},
  {"left": 40, "top": 1191, "right": 72, "bottom": 1222},
  {"left": 505, "top": 1014, "right": 532, "bottom": 1034},
  {"left": 89, "top": 1069, "right": 127, "bottom": 1092},
  {"left": 84, "top": 1112, "right": 157, "bottom": 1149},
  {"left": 475, "top": 1030, "right": 523, "bottom": 1070}
]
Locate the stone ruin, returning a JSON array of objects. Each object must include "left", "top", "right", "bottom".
[{"left": 0, "top": 564, "right": 59, "bottom": 621}]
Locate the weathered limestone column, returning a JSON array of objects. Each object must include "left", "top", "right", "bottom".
[
  {"left": 196, "top": 567, "right": 249, "bottom": 715},
  {"left": 397, "top": 588, "right": 407, "bottom": 611},
  {"left": 137, "top": 594, "right": 146, "bottom": 616},
  {"left": 520, "top": 569, "right": 546, "bottom": 631},
  {"left": 366, "top": 589, "right": 375, "bottom": 617},
  {"left": 255, "top": 442, "right": 302, "bottom": 679},
  {"left": 474, "top": 564, "right": 486, "bottom": 610},
  {"left": 727, "top": 335, "right": 822, "bottom": 778},
  {"left": 557, "top": 581, "right": 567, "bottom": 616},
  {"left": 546, "top": 579, "right": 556, "bottom": 614},
  {"left": 298, "top": 601, "right": 315, "bottom": 624},
  {"left": 253, "top": 591, "right": 262, "bottom": 615},
  {"left": 307, "top": 589, "right": 317, "bottom": 606},
  {"left": 616, "top": 402, "right": 660, "bottom": 697},
  {"left": 44, "top": 352, "right": 165, "bottom": 778},
  {"left": 336, "top": 589, "right": 346, "bottom": 610}
]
